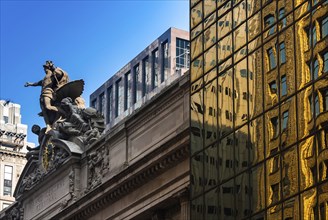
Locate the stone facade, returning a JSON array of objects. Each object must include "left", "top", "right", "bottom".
[{"left": 0, "top": 72, "right": 190, "bottom": 220}]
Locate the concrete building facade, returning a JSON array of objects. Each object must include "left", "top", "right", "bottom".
[
  {"left": 0, "top": 100, "right": 32, "bottom": 211},
  {"left": 90, "top": 27, "right": 189, "bottom": 131},
  {"left": 190, "top": 0, "right": 328, "bottom": 219}
]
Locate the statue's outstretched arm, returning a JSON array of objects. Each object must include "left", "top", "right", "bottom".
[{"left": 24, "top": 80, "right": 42, "bottom": 87}]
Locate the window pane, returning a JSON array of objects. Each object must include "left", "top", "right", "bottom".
[
  {"left": 281, "top": 75, "right": 287, "bottom": 96},
  {"left": 322, "top": 17, "right": 328, "bottom": 38}
]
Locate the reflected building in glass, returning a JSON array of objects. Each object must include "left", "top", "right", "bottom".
[{"left": 190, "top": 0, "right": 328, "bottom": 219}]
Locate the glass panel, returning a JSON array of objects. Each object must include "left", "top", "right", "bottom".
[
  {"left": 283, "top": 196, "right": 300, "bottom": 220},
  {"left": 247, "top": 0, "right": 261, "bottom": 17},
  {"left": 234, "top": 23, "right": 247, "bottom": 52},
  {"left": 219, "top": 134, "right": 235, "bottom": 182},
  {"left": 281, "top": 146, "right": 299, "bottom": 199},
  {"left": 248, "top": 12, "right": 261, "bottom": 41},
  {"left": 191, "top": 34, "right": 203, "bottom": 61},
  {"left": 191, "top": 56, "right": 203, "bottom": 83},
  {"left": 218, "top": 34, "right": 232, "bottom": 62},
  {"left": 191, "top": 196, "right": 204, "bottom": 220},
  {"left": 204, "top": 45, "right": 217, "bottom": 73},
  {"left": 233, "top": 0, "right": 246, "bottom": 28},
  {"left": 205, "top": 13, "right": 216, "bottom": 29},
  {"left": 266, "top": 156, "right": 282, "bottom": 207},
  {"left": 249, "top": 116, "right": 264, "bottom": 165},
  {"left": 204, "top": 78, "right": 217, "bottom": 147},
  {"left": 217, "top": 11, "right": 232, "bottom": 40},
  {"left": 220, "top": 179, "right": 235, "bottom": 220},
  {"left": 265, "top": 106, "right": 280, "bottom": 158},
  {"left": 204, "top": 0, "right": 216, "bottom": 18},
  {"left": 235, "top": 173, "right": 251, "bottom": 219},
  {"left": 235, "top": 124, "right": 249, "bottom": 174},
  {"left": 204, "top": 23, "right": 217, "bottom": 50},
  {"left": 191, "top": 2, "right": 203, "bottom": 29},
  {"left": 191, "top": 22, "right": 203, "bottom": 40},
  {"left": 204, "top": 145, "right": 218, "bottom": 192},
  {"left": 191, "top": 153, "right": 204, "bottom": 198},
  {"left": 250, "top": 163, "right": 265, "bottom": 214},
  {"left": 191, "top": 89, "right": 204, "bottom": 155},
  {"left": 205, "top": 187, "right": 219, "bottom": 220},
  {"left": 204, "top": 67, "right": 216, "bottom": 85},
  {"left": 234, "top": 58, "right": 248, "bottom": 128},
  {"left": 300, "top": 189, "right": 317, "bottom": 220}
]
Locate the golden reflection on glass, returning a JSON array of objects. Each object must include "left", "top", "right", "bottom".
[
  {"left": 317, "top": 182, "right": 328, "bottom": 219},
  {"left": 204, "top": 23, "right": 216, "bottom": 50},
  {"left": 204, "top": 146, "right": 218, "bottom": 192},
  {"left": 219, "top": 57, "right": 232, "bottom": 73},
  {"left": 248, "top": 36, "right": 261, "bottom": 53},
  {"left": 248, "top": 48, "right": 263, "bottom": 119},
  {"left": 250, "top": 163, "right": 265, "bottom": 214},
  {"left": 295, "top": 1, "right": 310, "bottom": 20},
  {"left": 283, "top": 196, "right": 300, "bottom": 220},
  {"left": 205, "top": 187, "right": 219, "bottom": 220},
  {"left": 205, "top": 12, "right": 216, "bottom": 29},
  {"left": 191, "top": 2, "right": 203, "bottom": 30},
  {"left": 233, "top": 0, "right": 246, "bottom": 27},
  {"left": 191, "top": 90, "right": 204, "bottom": 154},
  {"left": 220, "top": 179, "right": 235, "bottom": 220},
  {"left": 204, "top": 79, "right": 217, "bottom": 147},
  {"left": 281, "top": 146, "right": 299, "bottom": 198},
  {"left": 299, "top": 136, "right": 317, "bottom": 191},
  {"left": 191, "top": 153, "right": 204, "bottom": 198},
  {"left": 235, "top": 125, "right": 249, "bottom": 174},
  {"left": 219, "top": 134, "right": 234, "bottom": 181},
  {"left": 280, "top": 97, "right": 297, "bottom": 148},
  {"left": 191, "top": 22, "right": 202, "bottom": 41},
  {"left": 191, "top": 78, "right": 203, "bottom": 94},
  {"left": 191, "top": 56, "right": 203, "bottom": 83},
  {"left": 218, "top": 34, "right": 232, "bottom": 61},
  {"left": 249, "top": 116, "right": 264, "bottom": 165},
  {"left": 248, "top": 12, "right": 261, "bottom": 41},
  {"left": 234, "top": 58, "right": 248, "bottom": 128},
  {"left": 204, "top": 67, "right": 216, "bottom": 85},
  {"left": 301, "top": 189, "right": 317, "bottom": 220},
  {"left": 234, "top": 23, "right": 247, "bottom": 51},
  {"left": 265, "top": 106, "right": 280, "bottom": 158},
  {"left": 217, "top": 11, "right": 232, "bottom": 39},
  {"left": 204, "top": 0, "right": 216, "bottom": 18},
  {"left": 297, "top": 86, "right": 313, "bottom": 140},
  {"left": 234, "top": 46, "right": 246, "bottom": 63},
  {"left": 204, "top": 45, "right": 217, "bottom": 73},
  {"left": 218, "top": 0, "right": 231, "bottom": 17},
  {"left": 191, "top": 34, "right": 203, "bottom": 61},
  {"left": 247, "top": 0, "right": 261, "bottom": 17},
  {"left": 218, "top": 69, "right": 233, "bottom": 136},
  {"left": 235, "top": 173, "right": 250, "bottom": 219}
]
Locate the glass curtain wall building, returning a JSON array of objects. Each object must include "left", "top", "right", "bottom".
[{"left": 190, "top": 0, "right": 328, "bottom": 219}]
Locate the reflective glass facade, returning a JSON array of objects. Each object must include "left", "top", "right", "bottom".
[{"left": 190, "top": 1, "right": 328, "bottom": 219}]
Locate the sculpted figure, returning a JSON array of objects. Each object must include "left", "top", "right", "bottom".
[{"left": 25, "top": 61, "right": 69, "bottom": 132}]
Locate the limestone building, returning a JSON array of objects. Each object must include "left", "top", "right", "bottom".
[
  {"left": 90, "top": 27, "right": 189, "bottom": 131},
  {"left": 0, "top": 100, "right": 33, "bottom": 211},
  {"left": 190, "top": 0, "right": 328, "bottom": 219}
]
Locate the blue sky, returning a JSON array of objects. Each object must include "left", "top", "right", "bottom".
[{"left": 0, "top": 0, "right": 189, "bottom": 145}]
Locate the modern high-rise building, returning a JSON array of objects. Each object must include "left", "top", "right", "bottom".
[
  {"left": 190, "top": 0, "right": 328, "bottom": 219},
  {"left": 0, "top": 100, "right": 33, "bottom": 211},
  {"left": 90, "top": 27, "right": 189, "bottom": 130}
]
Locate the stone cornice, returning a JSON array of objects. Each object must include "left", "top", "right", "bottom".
[
  {"left": 0, "top": 149, "right": 26, "bottom": 158},
  {"left": 54, "top": 128, "right": 189, "bottom": 220}
]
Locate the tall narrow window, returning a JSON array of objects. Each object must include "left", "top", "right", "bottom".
[
  {"left": 268, "top": 47, "right": 276, "bottom": 70},
  {"left": 324, "top": 89, "right": 328, "bottom": 112},
  {"left": 269, "top": 81, "right": 277, "bottom": 94},
  {"left": 133, "top": 64, "right": 142, "bottom": 103},
  {"left": 152, "top": 49, "right": 159, "bottom": 89},
  {"left": 3, "top": 165, "right": 13, "bottom": 196},
  {"left": 279, "top": 8, "right": 286, "bottom": 28},
  {"left": 279, "top": 42, "right": 286, "bottom": 64},
  {"left": 313, "top": 59, "right": 319, "bottom": 79},
  {"left": 282, "top": 110, "right": 289, "bottom": 131},
  {"left": 142, "top": 56, "right": 150, "bottom": 96},
  {"left": 176, "top": 38, "right": 190, "bottom": 69},
  {"left": 264, "top": 14, "right": 275, "bottom": 36},
  {"left": 124, "top": 72, "right": 131, "bottom": 111},
  {"left": 315, "top": 92, "right": 320, "bottom": 117},
  {"left": 106, "top": 87, "right": 112, "bottom": 124},
  {"left": 309, "top": 95, "right": 314, "bottom": 118},
  {"left": 312, "top": 25, "right": 317, "bottom": 46},
  {"left": 322, "top": 17, "right": 328, "bottom": 38},
  {"left": 324, "top": 52, "right": 328, "bottom": 73},
  {"left": 271, "top": 116, "right": 279, "bottom": 138},
  {"left": 115, "top": 78, "right": 123, "bottom": 117},
  {"left": 281, "top": 75, "right": 287, "bottom": 96},
  {"left": 99, "top": 92, "right": 105, "bottom": 115},
  {"left": 161, "top": 41, "right": 169, "bottom": 82}
]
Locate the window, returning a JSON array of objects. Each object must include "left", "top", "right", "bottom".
[
  {"left": 152, "top": 49, "right": 159, "bottom": 89},
  {"left": 281, "top": 75, "right": 287, "bottom": 96},
  {"left": 322, "top": 17, "right": 328, "bottom": 39},
  {"left": 269, "top": 81, "right": 277, "bottom": 94},
  {"left": 271, "top": 116, "right": 279, "bottom": 138},
  {"left": 272, "top": 155, "right": 280, "bottom": 173},
  {"left": 315, "top": 92, "right": 320, "bottom": 117},
  {"left": 142, "top": 56, "right": 150, "bottom": 96},
  {"left": 3, "top": 165, "right": 13, "bottom": 196},
  {"left": 310, "top": 59, "right": 319, "bottom": 80},
  {"left": 264, "top": 14, "right": 275, "bottom": 36},
  {"left": 240, "top": 69, "right": 247, "bottom": 78},
  {"left": 271, "top": 183, "right": 280, "bottom": 204},
  {"left": 133, "top": 64, "right": 142, "bottom": 104},
  {"left": 176, "top": 38, "right": 190, "bottom": 69},
  {"left": 161, "top": 41, "right": 169, "bottom": 82},
  {"left": 3, "top": 116, "right": 8, "bottom": 124},
  {"left": 115, "top": 78, "right": 123, "bottom": 117},
  {"left": 279, "top": 42, "right": 286, "bottom": 64},
  {"left": 268, "top": 47, "right": 276, "bottom": 70},
  {"left": 98, "top": 93, "right": 105, "bottom": 115},
  {"left": 324, "top": 52, "right": 328, "bottom": 73},
  {"left": 106, "top": 87, "right": 112, "bottom": 124},
  {"left": 323, "top": 89, "right": 328, "bottom": 112},
  {"left": 91, "top": 99, "right": 97, "bottom": 109},
  {"left": 313, "top": 25, "right": 317, "bottom": 46},
  {"left": 282, "top": 110, "right": 289, "bottom": 131},
  {"left": 279, "top": 8, "right": 286, "bottom": 28},
  {"left": 124, "top": 72, "right": 131, "bottom": 111}
]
